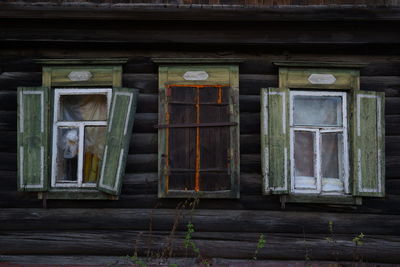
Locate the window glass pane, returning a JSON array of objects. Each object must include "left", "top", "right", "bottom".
[
  {"left": 321, "top": 132, "right": 343, "bottom": 178},
  {"left": 294, "top": 131, "right": 315, "bottom": 177},
  {"left": 56, "top": 127, "right": 79, "bottom": 182},
  {"left": 83, "top": 126, "right": 106, "bottom": 183},
  {"left": 60, "top": 94, "right": 108, "bottom": 121},
  {"left": 294, "top": 95, "right": 342, "bottom": 126},
  {"left": 321, "top": 132, "right": 345, "bottom": 192}
]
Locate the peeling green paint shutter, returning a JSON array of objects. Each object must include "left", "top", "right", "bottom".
[
  {"left": 17, "top": 87, "right": 49, "bottom": 191},
  {"left": 261, "top": 87, "right": 290, "bottom": 194},
  {"left": 98, "top": 88, "right": 139, "bottom": 195},
  {"left": 352, "top": 90, "right": 385, "bottom": 197}
]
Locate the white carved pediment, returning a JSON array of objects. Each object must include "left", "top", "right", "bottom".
[
  {"left": 308, "top": 74, "right": 336, "bottom": 85},
  {"left": 68, "top": 71, "right": 93, "bottom": 81},
  {"left": 182, "top": 71, "right": 209, "bottom": 81}
]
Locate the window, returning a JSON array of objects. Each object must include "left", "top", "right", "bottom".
[
  {"left": 17, "top": 60, "right": 139, "bottom": 199},
  {"left": 51, "top": 88, "right": 111, "bottom": 189},
  {"left": 261, "top": 62, "right": 385, "bottom": 204},
  {"left": 155, "top": 60, "right": 240, "bottom": 198},
  {"left": 290, "top": 91, "right": 349, "bottom": 195}
]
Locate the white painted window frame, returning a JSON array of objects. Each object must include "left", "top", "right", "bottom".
[
  {"left": 289, "top": 90, "right": 349, "bottom": 195},
  {"left": 51, "top": 88, "right": 112, "bottom": 188}
]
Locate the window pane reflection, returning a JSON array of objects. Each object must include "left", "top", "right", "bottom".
[{"left": 294, "top": 96, "right": 342, "bottom": 126}]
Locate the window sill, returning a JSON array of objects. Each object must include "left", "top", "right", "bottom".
[
  {"left": 280, "top": 194, "right": 362, "bottom": 207},
  {"left": 38, "top": 189, "right": 118, "bottom": 200}
]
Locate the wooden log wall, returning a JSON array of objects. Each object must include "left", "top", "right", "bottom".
[
  {"left": 2, "top": 0, "right": 400, "bottom": 6},
  {"left": 1, "top": 16, "right": 400, "bottom": 262}
]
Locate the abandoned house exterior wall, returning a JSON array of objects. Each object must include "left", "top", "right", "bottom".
[{"left": 1, "top": 1, "right": 400, "bottom": 265}]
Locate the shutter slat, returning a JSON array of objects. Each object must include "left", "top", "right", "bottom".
[
  {"left": 97, "top": 88, "right": 139, "bottom": 195},
  {"left": 17, "top": 87, "right": 48, "bottom": 192},
  {"left": 352, "top": 90, "right": 385, "bottom": 197},
  {"left": 167, "top": 85, "right": 233, "bottom": 192},
  {"left": 261, "top": 87, "right": 290, "bottom": 194}
]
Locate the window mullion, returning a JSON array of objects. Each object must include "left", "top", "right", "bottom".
[
  {"left": 315, "top": 129, "right": 322, "bottom": 194},
  {"left": 342, "top": 93, "right": 350, "bottom": 194},
  {"left": 77, "top": 124, "right": 85, "bottom": 187},
  {"left": 51, "top": 125, "right": 58, "bottom": 188}
]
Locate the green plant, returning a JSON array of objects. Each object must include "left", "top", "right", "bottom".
[
  {"left": 184, "top": 222, "right": 200, "bottom": 256},
  {"left": 352, "top": 233, "right": 365, "bottom": 246},
  {"left": 352, "top": 232, "right": 365, "bottom": 265},
  {"left": 253, "top": 234, "right": 266, "bottom": 260},
  {"left": 183, "top": 220, "right": 210, "bottom": 266}
]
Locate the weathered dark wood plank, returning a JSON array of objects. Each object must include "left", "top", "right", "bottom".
[
  {"left": 385, "top": 136, "right": 400, "bottom": 156},
  {"left": 0, "top": 72, "right": 41, "bottom": 89},
  {"left": 386, "top": 115, "right": 400, "bottom": 136},
  {"left": 0, "top": 131, "right": 16, "bottom": 152},
  {"left": 132, "top": 113, "right": 157, "bottom": 133},
  {"left": 129, "top": 133, "right": 158, "bottom": 154},
  {"left": 1, "top": 4, "right": 400, "bottom": 22},
  {"left": 0, "top": 91, "right": 16, "bottom": 111},
  {"left": 0, "top": 152, "right": 16, "bottom": 171},
  {"left": 1, "top": 208, "right": 400, "bottom": 235},
  {"left": 1, "top": 230, "right": 400, "bottom": 262},
  {"left": 0, "top": 170, "right": 16, "bottom": 192},
  {"left": 386, "top": 179, "right": 400, "bottom": 195},
  {"left": 1, "top": 20, "right": 400, "bottom": 46},
  {"left": 1, "top": 256, "right": 400, "bottom": 267}
]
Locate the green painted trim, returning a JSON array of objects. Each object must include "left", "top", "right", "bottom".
[
  {"left": 281, "top": 195, "right": 362, "bottom": 205},
  {"left": 152, "top": 58, "right": 245, "bottom": 64},
  {"left": 260, "top": 88, "right": 269, "bottom": 195},
  {"left": 36, "top": 58, "right": 128, "bottom": 65},
  {"left": 279, "top": 67, "right": 360, "bottom": 91},
  {"left": 352, "top": 90, "right": 385, "bottom": 197},
  {"left": 274, "top": 61, "right": 368, "bottom": 68},
  {"left": 41, "top": 66, "right": 123, "bottom": 87},
  {"left": 265, "top": 87, "right": 290, "bottom": 195},
  {"left": 97, "top": 87, "right": 139, "bottom": 196},
  {"left": 38, "top": 191, "right": 118, "bottom": 200},
  {"left": 230, "top": 65, "right": 240, "bottom": 199},
  {"left": 17, "top": 86, "right": 49, "bottom": 192}
]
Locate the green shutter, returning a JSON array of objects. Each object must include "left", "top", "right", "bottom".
[
  {"left": 17, "top": 87, "right": 49, "bottom": 191},
  {"left": 98, "top": 88, "right": 139, "bottom": 195},
  {"left": 352, "top": 90, "right": 385, "bottom": 197},
  {"left": 261, "top": 87, "right": 290, "bottom": 194}
]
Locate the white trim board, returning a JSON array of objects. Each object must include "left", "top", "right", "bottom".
[{"left": 51, "top": 88, "right": 112, "bottom": 189}]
